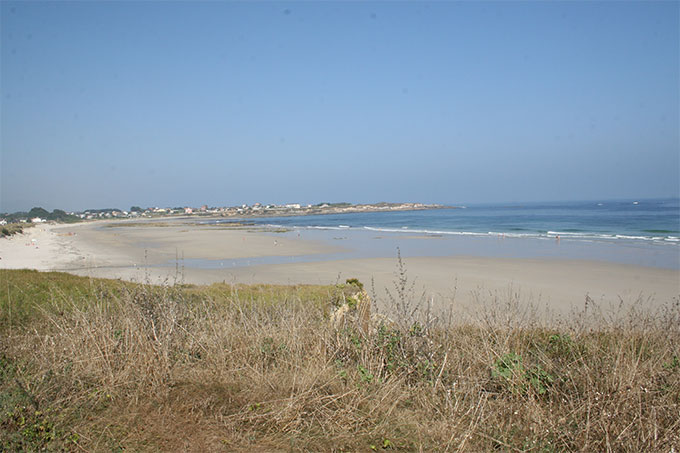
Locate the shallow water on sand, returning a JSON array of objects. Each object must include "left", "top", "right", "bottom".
[{"left": 169, "top": 227, "right": 680, "bottom": 270}]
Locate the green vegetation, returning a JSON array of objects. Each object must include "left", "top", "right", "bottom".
[
  {"left": 1, "top": 269, "right": 678, "bottom": 451},
  {"left": 491, "top": 352, "right": 554, "bottom": 395},
  {"left": 0, "top": 207, "right": 79, "bottom": 224},
  {"left": 314, "top": 202, "right": 352, "bottom": 207},
  {"left": 0, "top": 223, "right": 29, "bottom": 238}
]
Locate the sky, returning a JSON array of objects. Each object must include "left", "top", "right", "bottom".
[{"left": 1, "top": 1, "right": 678, "bottom": 212}]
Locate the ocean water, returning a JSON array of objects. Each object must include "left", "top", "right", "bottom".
[
  {"left": 222, "top": 198, "right": 680, "bottom": 244},
  {"left": 196, "top": 199, "right": 680, "bottom": 269}
]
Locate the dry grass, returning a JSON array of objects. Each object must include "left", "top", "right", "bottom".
[
  {"left": 0, "top": 222, "right": 32, "bottom": 238},
  {"left": 1, "top": 268, "right": 679, "bottom": 451}
]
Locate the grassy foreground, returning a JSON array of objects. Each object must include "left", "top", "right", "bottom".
[{"left": 1, "top": 269, "right": 678, "bottom": 452}]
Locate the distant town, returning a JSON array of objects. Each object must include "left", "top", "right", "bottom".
[{"left": 1, "top": 202, "right": 450, "bottom": 226}]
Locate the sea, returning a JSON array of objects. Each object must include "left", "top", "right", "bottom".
[{"left": 197, "top": 199, "right": 680, "bottom": 270}]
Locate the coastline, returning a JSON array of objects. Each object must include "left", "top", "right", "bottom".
[
  {"left": 1, "top": 219, "right": 677, "bottom": 315},
  {"left": 52, "top": 203, "right": 454, "bottom": 223},
  {"left": 205, "top": 202, "right": 455, "bottom": 219}
]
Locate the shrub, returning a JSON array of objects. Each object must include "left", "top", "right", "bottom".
[{"left": 0, "top": 270, "right": 678, "bottom": 451}]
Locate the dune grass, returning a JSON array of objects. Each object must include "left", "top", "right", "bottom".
[
  {"left": 0, "top": 223, "right": 32, "bottom": 238},
  {"left": 1, "top": 268, "right": 678, "bottom": 451}
]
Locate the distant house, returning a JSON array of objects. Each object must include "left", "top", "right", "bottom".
[
  {"left": 184, "top": 207, "right": 193, "bottom": 214},
  {"left": 0, "top": 219, "right": 7, "bottom": 225},
  {"left": 31, "top": 217, "right": 46, "bottom": 223}
]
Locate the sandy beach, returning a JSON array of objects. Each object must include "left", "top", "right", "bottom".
[{"left": 1, "top": 219, "right": 678, "bottom": 315}]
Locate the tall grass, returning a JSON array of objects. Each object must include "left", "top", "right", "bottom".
[{"left": 1, "top": 269, "right": 678, "bottom": 451}]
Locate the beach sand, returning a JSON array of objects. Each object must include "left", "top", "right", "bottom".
[
  {"left": 1, "top": 220, "right": 678, "bottom": 315},
  {"left": 0, "top": 220, "right": 341, "bottom": 269},
  {"left": 0, "top": 224, "right": 79, "bottom": 270}
]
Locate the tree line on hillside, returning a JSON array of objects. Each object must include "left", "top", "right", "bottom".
[{"left": 0, "top": 207, "right": 80, "bottom": 223}]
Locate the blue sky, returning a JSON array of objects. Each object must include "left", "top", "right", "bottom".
[{"left": 1, "top": 1, "right": 678, "bottom": 212}]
